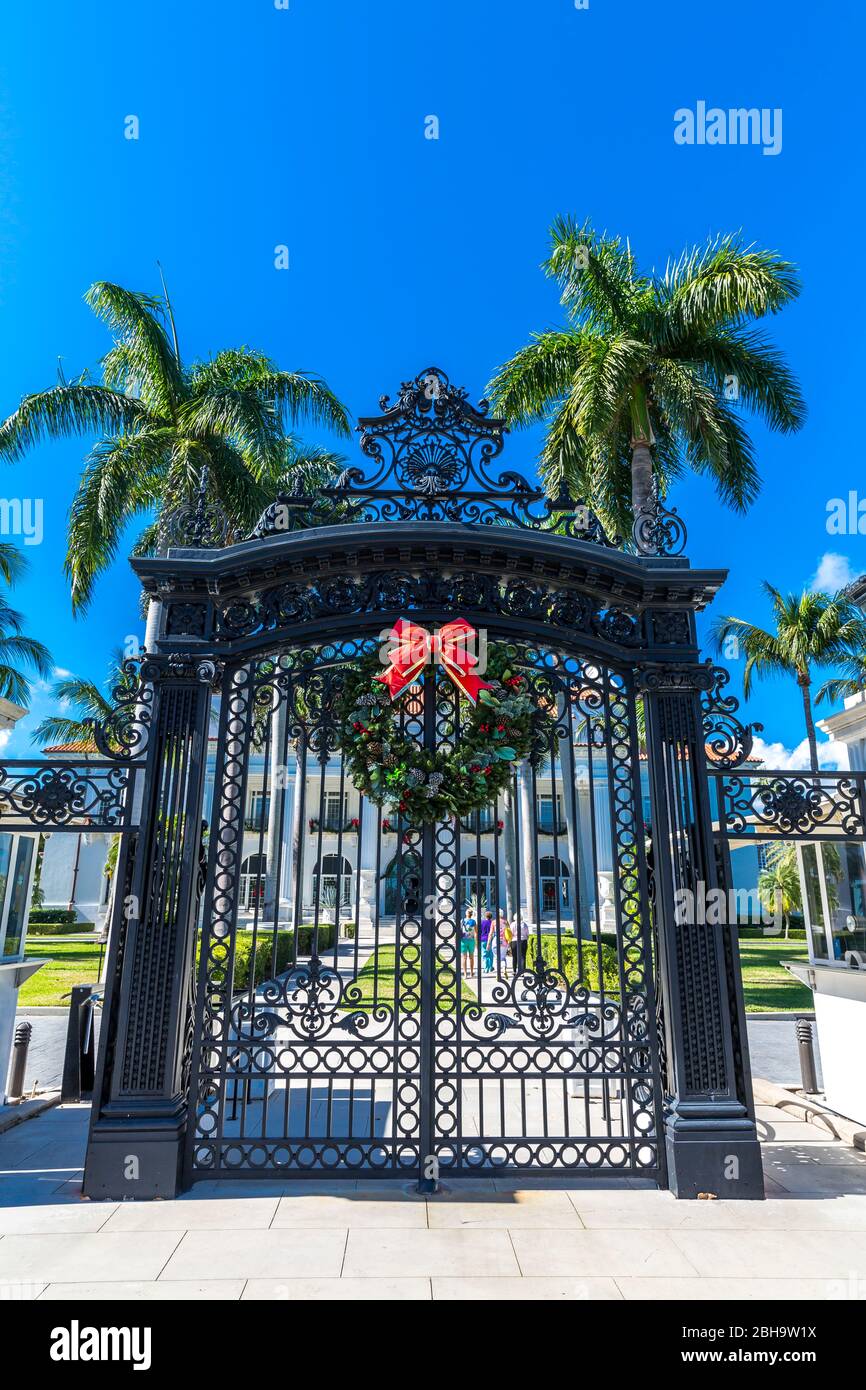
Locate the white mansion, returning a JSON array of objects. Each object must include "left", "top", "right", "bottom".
[{"left": 39, "top": 734, "right": 653, "bottom": 933}]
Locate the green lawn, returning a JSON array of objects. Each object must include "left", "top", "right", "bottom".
[
  {"left": 341, "top": 944, "right": 476, "bottom": 1012},
  {"left": 737, "top": 932, "right": 812, "bottom": 1013},
  {"left": 18, "top": 931, "right": 809, "bottom": 1015},
  {"left": 19, "top": 940, "right": 105, "bottom": 1007}
]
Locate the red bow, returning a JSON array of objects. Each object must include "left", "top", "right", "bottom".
[{"left": 374, "top": 618, "right": 492, "bottom": 705}]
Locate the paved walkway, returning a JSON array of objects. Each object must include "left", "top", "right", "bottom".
[{"left": 1, "top": 1101, "right": 866, "bottom": 1299}]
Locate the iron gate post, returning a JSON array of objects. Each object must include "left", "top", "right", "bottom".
[
  {"left": 417, "top": 681, "right": 438, "bottom": 1192},
  {"left": 83, "top": 659, "right": 216, "bottom": 1199},
  {"left": 640, "top": 665, "right": 764, "bottom": 1199}
]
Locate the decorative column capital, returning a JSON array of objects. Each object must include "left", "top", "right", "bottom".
[{"left": 635, "top": 659, "right": 715, "bottom": 694}]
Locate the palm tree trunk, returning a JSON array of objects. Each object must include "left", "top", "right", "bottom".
[
  {"left": 630, "top": 382, "right": 654, "bottom": 518},
  {"left": 798, "top": 672, "right": 819, "bottom": 773},
  {"left": 630, "top": 439, "right": 653, "bottom": 518}
]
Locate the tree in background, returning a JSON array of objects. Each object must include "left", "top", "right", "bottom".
[
  {"left": 713, "top": 585, "right": 866, "bottom": 772},
  {"left": 0, "top": 279, "right": 351, "bottom": 612},
  {"left": 487, "top": 220, "right": 805, "bottom": 537},
  {"left": 0, "top": 542, "right": 52, "bottom": 706}
]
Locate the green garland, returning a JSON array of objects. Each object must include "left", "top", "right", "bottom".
[{"left": 336, "top": 644, "right": 548, "bottom": 824}]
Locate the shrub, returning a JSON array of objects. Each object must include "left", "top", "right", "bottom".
[
  {"left": 29, "top": 908, "right": 77, "bottom": 925},
  {"left": 28, "top": 921, "right": 95, "bottom": 936},
  {"left": 526, "top": 933, "right": 621, "bottom": 995},
  {"left": 224, "top": 923, "right": 355, "bottom": 993}
]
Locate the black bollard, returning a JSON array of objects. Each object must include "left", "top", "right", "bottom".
[
  {"left": 7, "top": 1020, "right": 32, "bottom": 1101},
  {"left": 796, "top": 1016, "right": 819, "bottom": 1094},
  {"left": 61, "top": 984, "right": 94, "bottom": 1103}
]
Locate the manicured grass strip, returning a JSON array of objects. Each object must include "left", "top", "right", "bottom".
[
  {"left": 20, "top": 940, "right": 105, "bottom": 1007},
  {"left": 738, "top": 933, "right": 812, "bottom": 1013},
  {"left": 342, "top": 944, "right": 476, "bottom": 1013}
]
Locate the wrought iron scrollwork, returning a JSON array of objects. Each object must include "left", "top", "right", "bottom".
[
  {"left": 249, "top": 367, "right": 615, "bottom": 543},
  {"left": 720, "top": 772, "right": 865, "bottom": 838},
  {"left": 630, "top": 484, "right": 688, "bottom": 557},
  {"left": 699, "top": 663, "right": 762, "bottom": 769},
  {"left": 0, "top": 761, "right": 134, "bottom": 830},
  {"left": 157, "top": 464, "right": 230, "bottom": 550}
]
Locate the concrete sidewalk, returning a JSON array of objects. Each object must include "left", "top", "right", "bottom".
[{"left": 1, "top": 1101, "right": 866, "bottom": 1300}]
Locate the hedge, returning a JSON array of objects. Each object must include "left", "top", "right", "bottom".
[
  {"left": 526, "top": 933, "right": 621, "bottom": 995},
  {"left": 211, "top": 923, "right": 357, "bottom": 994},
  {"left": 28, "top": 921, "right": 95, "bottom": 936},
  {"left": 29, "top": 908, "right": 77, "bottom": 925}
]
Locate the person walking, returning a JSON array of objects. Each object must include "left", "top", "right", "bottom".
[
  {"left": 480, "top": 910, "right": 494, "bottom": 973},
  {"left": 491, "top": 914, "right": 511, "bottom": 980},
  {"left": 460, "top": 910, "right": 477, "bottom": 977},
  {"left": 510, "top": 914, "right": 529, "bottom": 973}
]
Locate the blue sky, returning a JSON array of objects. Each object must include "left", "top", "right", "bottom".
[{"left": 0, "top": 0, "right": 862, "bottom": 760}]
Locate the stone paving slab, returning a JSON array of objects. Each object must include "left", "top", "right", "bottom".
[
  {"left": 161, "top": 1228, "right": 348, "bottom": 1281},
  {"left": 426, "top": 1190, "right": 581, "bottom": 1228},
  {"left": 38, "top": 1279, "right": 246, "bottom": 1300},
  {"left": 669, "top": 1228, "right": 866, "bottom": 1280},
  {"left": 342, "top": 1228, "right": 520, "bottom": 1278},
  {"left": 434, "top": 1275, "right": 622, "bottom": 1299},
  {"left": 615, "top": 1276, "right": 857, "bottom": 1301},
  {"left": 0, "top": 1231, "right": 184, "bottom": 1284},
  {"left": 241, "top": 1276, "right": 431, "bottom": 1300},
  {"left": 510, "top": 1228, "right": 700, "bottom": 1278}
]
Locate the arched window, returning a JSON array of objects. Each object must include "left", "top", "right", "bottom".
[
  {"left": 240, "top": 853, "right": 267, "bottom": 910},
  {"left": 383, "top": 851, "right": 421, "bottom": 916},
  {"left": 460, "top": 855, "right": 497, "bottom": 912},
  {"left": 539, "top": 855, "right": 570, "bottom": 912},
  {"left": 313, "top": 853, "right": 353, "bottom": 909}
]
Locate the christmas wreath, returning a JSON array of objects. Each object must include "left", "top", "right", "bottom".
[{"left": 336, "top": 619, "right": 548, "bottom": 825}]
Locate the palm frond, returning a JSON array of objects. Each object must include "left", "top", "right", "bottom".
[
  {"left": 86, "top": 282, "right": 183, "bottom": 417},
  {"left": 658, "top": 234, "right": 801, "bottom": 335},
  {"left": 486, "top": 329, "right": 587, "bottom": 427},
  {"left": 0, "top": 384, "right": 146, "bottom": 463}
]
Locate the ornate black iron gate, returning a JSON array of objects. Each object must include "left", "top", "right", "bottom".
[
  {"left": 181, "top": 637, "right": 662, "bottom": 1183},
  {"left": 59, "top": 366, "right": 773, "bottom": 1199}
]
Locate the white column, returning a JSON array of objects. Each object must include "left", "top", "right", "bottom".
[
  {"left": 355, "top": 796, "right": 378, "bottom": 933},
  {"left": 517, "top": 762, "right": 536, "bottom": 924},
  {"left": 263, "top": 694, "right": 288, "bottom": 918},
  {"left": 286, "top": 745, "right": 306, "bottom": 925}
]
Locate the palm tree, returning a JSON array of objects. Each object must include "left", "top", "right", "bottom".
[
  {"left": 757, "top": 843, "right": 801, "bottom": 938},
  {"left": 0, "top": 280, "right": 351, "bottom": 611},
  {"left": 713, "top": 585, "right": 866, "bottom": 772},
  {"left": 486, "top": 219, "right": 805, "bottom": 536},
  {"left": 32, "top": 648, "right": 134, "bottom": 748},
  {"left": 0, "top": 542, "right": 52, "bottom": 705}
]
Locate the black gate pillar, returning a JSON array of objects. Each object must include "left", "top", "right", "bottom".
[
  {"left": 83, "top": 658, "right": 216, "bottom": 1200},
  {"left": 639, "top": 664, "right": 764, "bottom": 1200}
]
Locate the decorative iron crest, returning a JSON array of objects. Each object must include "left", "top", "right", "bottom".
[
  {"left": 250, "top": 367, "right": 615, "bottom": 543},
  {"left": 719, "top": 772, "right": 865, "bottom": 839},
  {"left": 157, "top": 465, "right": 230, "bottom": 551},
  {"left": 0, "top": 761, "right": 134, "bottom": 830}
]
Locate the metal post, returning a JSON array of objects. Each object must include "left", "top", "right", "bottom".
[
  {"left": 61, "top": 984, "right": 93, "bottom": 1103},
  {"left": 416, "top": 680, "right": 438, "bottom": 1193},
  {"left": 7, "top": 1020, "right": 31, "bottom": 1101},
  {"left": 641, "top": 666, "right": 764, "bottom": 1199},
  {"left": 796, "top": 1017, "right": 819, "bottom": 1094}
]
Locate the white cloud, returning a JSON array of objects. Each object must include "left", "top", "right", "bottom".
[
  {"left": 809, "top": 552, "right": 855, "bottom": 593},
  {"left": 53, "top": 667, "right": 72, "bottom": 679},
  {"left": 0, "top": 729, "right": 11, "bottom": 752},
  {"left": 750, "top": 734, "right": 842, "bottom": 771}
]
